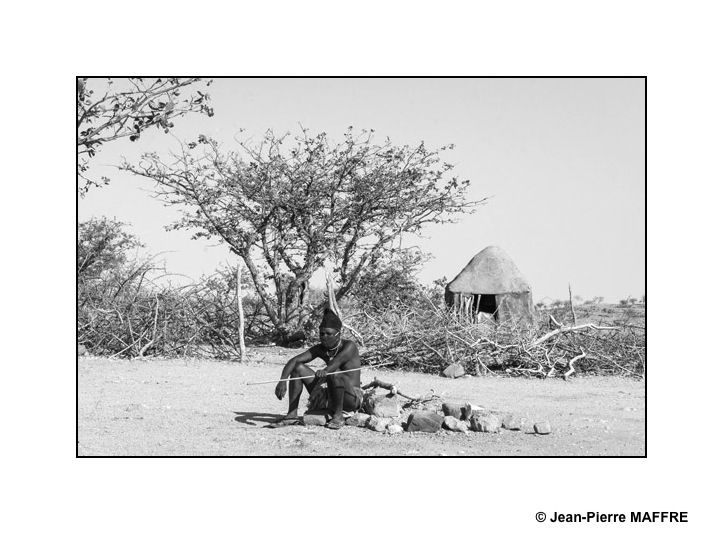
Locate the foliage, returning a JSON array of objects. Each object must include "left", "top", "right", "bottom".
[
  {"left": 425, "top": 277, "right": 449, "bottom": 305},
  {"left": 77, "top": 217, "right": 143, "bottom": 279},
  {"left": 77, "top": 77, "right": 214, "bottom": 195},
  {"left": 123, "top": 127, "right": 483, "bottom": 343},
  {"left": 350, "top": 248, "right": 429, "bottom": 311}
]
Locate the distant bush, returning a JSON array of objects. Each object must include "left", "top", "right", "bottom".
[{"left": 78, "top": 217, "right": 143, "bottom": 279}]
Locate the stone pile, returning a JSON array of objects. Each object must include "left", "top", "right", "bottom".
[
  {"left": 303, "top": 393, "right": 552, "bottom": 435},
  {"left": 304, "top": 392, "right": 552, "bottom": 436}
]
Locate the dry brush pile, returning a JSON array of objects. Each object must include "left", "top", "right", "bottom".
[
  {"left": 355, "top": 299, "right": 645, "bottom": 379},
  {"left": 78, "top": 257, "right": 645, "bottom": 380},
  {"left": 78, "top": 263, "right": 266, "bottom": 359}
]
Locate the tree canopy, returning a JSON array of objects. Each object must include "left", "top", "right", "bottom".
[
  {"left": 77, "top": 77, "right": 213, "bottom": 195},
  {"left": 123, "top": 128, "right": 483, "bottom": 341}
]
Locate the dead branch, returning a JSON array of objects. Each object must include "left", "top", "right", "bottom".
[
  {"left": 531, "top": 323, "right": 619, "bottom": 348},
  {"left": 563, "top": 351, "right": 586, "bottom": 380},
  {"left": 362, "top": 377, "right": 436, "bottom": 404}
]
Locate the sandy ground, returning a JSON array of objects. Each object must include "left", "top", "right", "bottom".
[{"left": 77, "top": 347, "right": 645, "bottom": 456}]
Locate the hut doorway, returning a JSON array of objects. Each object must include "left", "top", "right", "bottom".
[{"left": 475, "top": 294, "right": 498, "bottom": 320}]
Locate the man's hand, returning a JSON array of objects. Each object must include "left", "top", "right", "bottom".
[
  {"left": 275, "top": 380, "right": 287, "bottom": 400},
  {"left": 315, "top": 369, "right": 328, "bottom": 382}
]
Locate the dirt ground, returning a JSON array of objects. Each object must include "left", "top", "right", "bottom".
[{"left": 77, "top": 347, "right": 645, "bottom": 456}]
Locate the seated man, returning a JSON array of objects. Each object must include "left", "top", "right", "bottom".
[{"left": 271, "top": 309, "right": 363, "bottom": 430}]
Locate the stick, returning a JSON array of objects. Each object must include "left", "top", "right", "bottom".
[
  {"left": 361, "top": 377, "right": 427, "bottom": 402},
  {"left": 531, "top": 323, "right": 619, "bottom": 348},
  {"left": 563, "top": 351, "right": 586, "bottom": 380},
  {"left": 245, "top": 362, "right": 395, "bottom": 385},
  {"left": 237, "top": 263, "right": 246, "bottom": 361}
]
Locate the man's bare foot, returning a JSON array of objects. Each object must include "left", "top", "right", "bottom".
[{"left": 327, "top": 415, "right": 344, "bottom": 430}]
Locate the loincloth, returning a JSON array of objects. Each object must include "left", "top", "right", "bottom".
[{"left": 306, "top": 383, "right": 363, "bottom": 413}]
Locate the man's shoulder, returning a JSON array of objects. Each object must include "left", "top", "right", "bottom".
[
  {"left": 341, "top": 338, "right": 358, "bottom": 349},
  {"left": 308, "top": 343, "right": 325, "bottom": 357},
  {"left": 340, "top": 339, "right": 360, "bottom": 356}
]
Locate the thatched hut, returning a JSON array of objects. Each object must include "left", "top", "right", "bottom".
[{"left": 444, "top": 246, "right": 536, "bottom": 324}]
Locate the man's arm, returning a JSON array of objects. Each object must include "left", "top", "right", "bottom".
[
  {"left": 280, "top": 349, "right": 315, "bottom": 380},
  {"left": 274, "top": 348, "right": 318, "bottom": 400}
]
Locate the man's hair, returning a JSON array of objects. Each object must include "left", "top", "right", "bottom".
[{"left": 319, "top": 309, "right": 342, "bottom": 331}]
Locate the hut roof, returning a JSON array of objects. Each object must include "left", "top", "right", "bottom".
[{"left": 446, "top": 246, "right": 531, "bottom": 294}]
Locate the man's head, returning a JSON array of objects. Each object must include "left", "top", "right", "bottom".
[{"left": 319, "top": 309, "right": 342, "bottom": 349}]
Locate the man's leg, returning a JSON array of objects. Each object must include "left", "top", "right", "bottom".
[
  {"left": 282, "top": 364, "right": 316, "bottom": 419},
  {"left": 326, "top": 373, "right": 361, "bottom": 427}
]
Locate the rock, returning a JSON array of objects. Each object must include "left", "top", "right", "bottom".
[
  {"left": 443, "top": 416, "right": 469, "bottom": 432},
  {"left": 367, "top": 416, "right": 390, "bottom": 432},
  {"left": 461, "top": 403, "right": 484, "bottom": 421},
  {"left": 345, "top": 412, "right": 370, "bottom": 428},
  {"left": 502, "top": 415, "right": 522, "bottom": 431},
  {"left": 441, "top": 402, "right": 464, "bottom": 419},
  {"left": 534, "top": 421, "right": 552, "bottom": 435},
  {"left": 303, "top": 412, "right": 328, "bottom": 426},
  {"left": 442, "top": 363, "right": 465, "bottom": 378},
  {"left": 387, "top": 424, "right": 404, "bottom": 435},
  {"left": 364, "top": 394, "right": 400, "bottom": 418},
  {"left": 406, "top": 411, "right": 444, "bottom": 433},
  {"left": 470, "top": 414, "right": 501, "bottom": 433}
]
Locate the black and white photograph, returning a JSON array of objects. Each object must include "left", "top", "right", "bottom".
[
  {"left": 8, "top": 2, "right": 719, "bottom": 537},
  {"left": 77, "top": 77, "right": 645, "bottom": 456}
]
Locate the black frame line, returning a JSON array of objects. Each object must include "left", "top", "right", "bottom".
[{"left": 76, "top": 75, "right": 647, "bottom": 458}]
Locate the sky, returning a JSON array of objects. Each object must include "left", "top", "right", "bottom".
[{"left": 78, "top": 77, "right": 645, "bottom": 303}]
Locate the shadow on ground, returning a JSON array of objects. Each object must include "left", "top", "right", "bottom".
[{"left": 233, "top": 411, "right": 284, "bottom": 426}]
